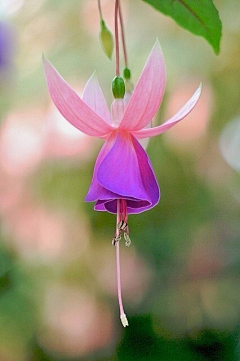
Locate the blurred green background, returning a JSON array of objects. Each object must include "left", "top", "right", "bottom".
[{"left": 0, "top": 0, "right": 240, "bottom": 360}]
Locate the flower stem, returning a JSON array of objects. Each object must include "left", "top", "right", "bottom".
[
  {"left": 114, "top": 0, "right": 120, "bottom": 76},
  {"left": 97, "top": 0, "right": 103, "bottom": 21},
  {"left": 118, "top": 2, "right": 128, "bottom": 68}
]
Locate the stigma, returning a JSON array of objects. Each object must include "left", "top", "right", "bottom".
[{"left": 120, "top": 313, "right": 129, "bottom": 327}]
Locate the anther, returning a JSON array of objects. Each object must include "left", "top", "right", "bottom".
[
  {"left": 112, "top": 234, "right": 121, "bottom": 246},
  {"left": 118, "top": 220, "right": 128, "bottom": 231},
  {"left": 124, "top": 232, "right": 131, "bottom": 247}
]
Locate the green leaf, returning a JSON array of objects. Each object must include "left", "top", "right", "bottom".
[{"left": 141, "top": 0, "right": 222, "bottom": 54}]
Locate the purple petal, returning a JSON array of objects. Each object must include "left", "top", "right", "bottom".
[
  {"left": 85, "top": 134, "right": 117, "bottom": 202},
  {"left": 131, "top": 134, "right": 160, "bottom": 207},
  {"left": 97, "top": 133, "right": 149, "bottom": 200},
  {"left": 85, "top": 132, "right": 160, "bottom": 214}
]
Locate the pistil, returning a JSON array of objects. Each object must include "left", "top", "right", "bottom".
[{"left": 114, "top": 199, "right": 129, "bottom": 327}]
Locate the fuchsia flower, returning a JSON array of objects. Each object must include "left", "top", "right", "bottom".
[{"left": 43, "top": 40, "right": 201, "bottom": 327}]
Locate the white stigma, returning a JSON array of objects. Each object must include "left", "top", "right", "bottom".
[{"left": 120, "top": 313, "right": 129, "bottom": 327}]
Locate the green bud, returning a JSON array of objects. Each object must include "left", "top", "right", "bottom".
[
  {"left": 100, "top": 20, "right": 114, "bottom": 59},
  {"left": 112, "top": 76, "right": 125, "bottom": 99},
  {"left": 123, "top": 67, "right": 131, "bottom": 80}
]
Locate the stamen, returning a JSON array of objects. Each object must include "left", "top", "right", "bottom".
[
  {"left": 124, "top": 232, "right": 131, "bottom": 247},
  {"left": 120, "top": 199, "right": 131, "bottom": 246},
  {"left": 118, "top": 220, "right": 128, "bottom": 231},
  {"left": 112, "top": 234, "right": 121, "bottom": 246},
  {"left": 122, "top": 198, "right": 128, "bottom": 222}
]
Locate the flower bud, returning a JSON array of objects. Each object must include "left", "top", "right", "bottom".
[
  {"left": 123, "top": 67, "right": 131, "bottom": 80},
  {"left": 100, "top": 20, "right": 113, "bottom": 59},
  {"left": 112, "top": 76, "right": 125, "bottom": 99}
]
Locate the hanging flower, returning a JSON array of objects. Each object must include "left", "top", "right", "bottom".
[{"left": 43, "top": 40, "right": 201, "bottom": 327}]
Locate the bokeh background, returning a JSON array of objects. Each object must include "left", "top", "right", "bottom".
[{"left": 0, "top": 0, "right": 240, "bottom": 360}]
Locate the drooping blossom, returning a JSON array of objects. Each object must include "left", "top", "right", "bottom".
[{"left": 43, "top": 40, "right": 201, "bottom": 326}]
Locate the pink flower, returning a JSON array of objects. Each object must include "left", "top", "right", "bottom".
[
  {"left": 43, "top": 40, "right": 201, "bottom": 215},
  {"left": 43, "top": 40, "right": 201, "bottom": 326}
]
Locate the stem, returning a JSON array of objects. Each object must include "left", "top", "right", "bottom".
[
  {"left": 114, "top": 0, "right": 120, "bottom": 75},
  {"left": 97, "top": 0, "right": 103, "bottom": 21},
  {"left": 118, "top": 2, "right": 128, "bottom": 68}
]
